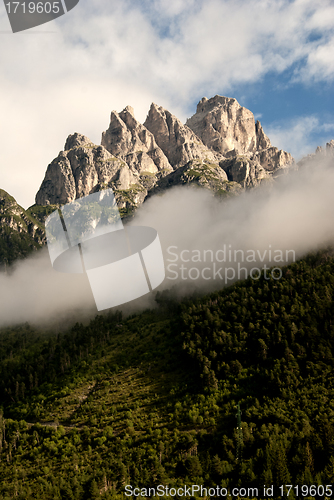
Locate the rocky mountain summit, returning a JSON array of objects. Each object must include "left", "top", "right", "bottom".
[
  {"left": 143, "top": 102, "right": 225, "bottom": 167},
  {"left": 186, "top": 95, "right": 270, "bottom": 155},
  {"left": 35, "top": 133, "right": 145, "bottom": 215},
  {"left": 101, "top": 105, "right": 173, "bottom": 175},
  {"left": 186, "top": 96, "right": 294, "bottom": 185},
  {"left": 35, "top": 95, "right": 295, "bottom": 214},
  {"left": 1, "top": 96, "right": 334, "bottom": 267}
]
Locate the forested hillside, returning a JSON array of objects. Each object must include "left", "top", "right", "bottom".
[
  {"left": 0, "top": 250, "right": 334, "bottom": 499},
  {"left": 0, "top": 190, "right": 48, "bottom": 268}
]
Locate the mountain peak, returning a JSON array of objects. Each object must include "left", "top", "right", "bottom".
[
  {"left": 195, "top": 94, "right": 237, "bottom": 114},
  {"left": 123, "top": 105, "right": 134, "bottom": 116},
  {"left": 64, "top": 132, "right": 93, "bottom": 151},
  {"left": 144, "top": 102, "right": 224, "bottom": 167},
  {"left": 34, "top": 96, "right": 295, "bottom": 214},
  {"left": 187, "top": 95, "right": 268, "bottom": 155}
]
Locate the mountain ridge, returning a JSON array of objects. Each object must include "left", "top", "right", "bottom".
[
  {"left": 1, "top": 96, "right": 333, "bottom": 267},
  {"left": 35, "top": 95, "right": 295, "bottom": 211}
]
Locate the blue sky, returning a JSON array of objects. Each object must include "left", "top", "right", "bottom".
[{"left": 0, "top": 0, "right": 333, "bottom": 208}]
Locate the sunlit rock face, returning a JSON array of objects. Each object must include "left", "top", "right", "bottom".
[
  {"left": 35, "top": 133, "right": 141, "bottom": 207},
  {"left": 35, "top": 96, "right": 296, "bottom": 215},
  {"left": 186, "top": 95, "right": 260, "bottom": 155},
  {"left": 101, "top": 106, "right": 172, "bottom": 175},
  {"left": 144, "top": 103, "right": 224, "bottom": 168},
  {"left": 186, "top": 95, "right": 294, "bottom": 174}
]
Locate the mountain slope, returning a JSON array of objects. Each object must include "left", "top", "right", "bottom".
[
  {"left": 0, "top": 189, "right": 46, "bottom": 268},
  {"left": 1, "top": 250, "right": 334, "bottom": 498}
]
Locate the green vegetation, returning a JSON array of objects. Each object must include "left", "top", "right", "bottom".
[
  {"left": 186, "top": 162, "right": 217, "bottom": 180},
  {"left": 140, "top": 171, "right": 156, "bottom": 177},
  {"left": 114, "top": 184, "right": 146, "bottom": 214},
  {"left": 27, "top": 204, "right": 60, "bottom": 224},
  {"left": 139, "top": 172, "right": 157, "bottom": 191},
  {"left": 0, "top": 228, "right": 42, "bottom": 267},
  {"left": 186, "top": 169, "right": 203, "bottom": 178},
  {"left": 183, "top": 163, "right": 242, "bottom": 198},
  {"left": 0, "top": 191, "right": 46, "bottom": 266},
  {"left": 215, "top": 181, "right": 243, "bottom": 198},
  {"left": 0, "top": 250, "right": 334, "bottom": 498},
  {"left": 95, "top": 156, "right": 121, "bottom": 165}
]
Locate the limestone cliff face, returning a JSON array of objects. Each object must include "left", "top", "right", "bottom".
[
  {"left": 35, "top": 96, "right": 297, "bottom": 218},
  {"left": 220, "top": 156, "right": 270, "bottom": 188},
  {"left": 255, "top": 120, "right": 272, "bottom": 150},
  {"left": 148, "top": 159, "right": 238, "bottom": 197},
  {"left": 186, "top": 96, "right": 259, "bottom": 155},
  {"left": 252, "top": 147, "right": 294, "bottom": 173},
  {"left": 144, "top": 103, "right": 224, "bottom": 168},
  {"left": 35, "top": 133, "right": 143, "bottom": 210},
  {"left": 101, "top": 106, "right": 172, "bottom": 175},
  {"left": 186, "top": 95, "right": 293, "bottom": 173}
]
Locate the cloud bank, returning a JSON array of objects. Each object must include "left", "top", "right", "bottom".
[{"left": 0, "top": 153, "right": 333, "bottom": 328}]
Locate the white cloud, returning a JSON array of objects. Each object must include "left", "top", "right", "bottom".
[
  {"left": 0, "top": 0, "right": 333, "bottom": 207},
  {"left": 300, "top": 36, "right": 334, "bottom": 82},
  {"left": 2, "top": 153, "right": 334, "bottom": 327},
  {"left": 265, "top": 116, "right": 334, "bottom": 159}
]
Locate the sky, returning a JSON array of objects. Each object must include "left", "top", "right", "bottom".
[{"left": 0, "top": 0, "right": 334, "bottom": 209}]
